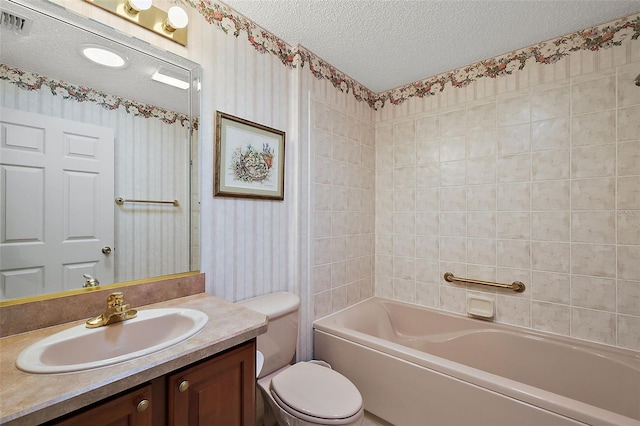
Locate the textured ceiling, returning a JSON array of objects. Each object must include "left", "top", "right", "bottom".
[{"left": 223, "top": 0, "right": 640, "bottom": 93}]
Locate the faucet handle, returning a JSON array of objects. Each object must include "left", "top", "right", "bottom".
[
  {"left": 83, "top": 274, "right": 100, "bottom": 288},
  {"left": 107, "top": 292, "right": 125, "bottom": 308}
]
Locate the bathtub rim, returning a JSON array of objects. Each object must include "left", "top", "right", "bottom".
[{"left": 313, "top": 297, "right": 640, "bottom": 426}]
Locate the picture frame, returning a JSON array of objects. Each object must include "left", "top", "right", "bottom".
[{"left": 214, "top": 111, "right": 286, "bottom": 200}]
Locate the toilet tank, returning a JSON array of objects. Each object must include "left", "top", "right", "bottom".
[{"left": 237, "top": 292, "right": 300, "bottom": 378}]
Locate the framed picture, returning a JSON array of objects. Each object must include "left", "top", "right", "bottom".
[{"left": 214, "top": 111, "right": 286, "bottom": 200}]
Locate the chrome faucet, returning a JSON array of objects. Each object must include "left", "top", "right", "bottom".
[
  {"left": 86, "top": 292, "right": 138, "bottom": 328},
  {"left": 83, "top": 274, "right": 100, "bottom": 288}
]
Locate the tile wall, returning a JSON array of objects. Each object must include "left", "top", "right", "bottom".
[
  {"left": 374, "top": 44, "right": 640, "bottom": 351},
  {"left": 311, "top": 78, "right": 376, "bottom": 319}
]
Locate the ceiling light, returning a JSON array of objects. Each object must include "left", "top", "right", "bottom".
[
  {"left": 163, "top": 6, "right": 188, "bottom": 32},
  {"left": 79, "top": 45, "right": 128, "bottom": 68},
  {"left": 152, "top": 70, "right": 190, "bottom": 90}
]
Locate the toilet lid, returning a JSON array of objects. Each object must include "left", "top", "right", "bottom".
[{"left": 270, "top": 362, "right": 362, "bottom": 420}]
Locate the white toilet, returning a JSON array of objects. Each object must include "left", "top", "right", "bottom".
[{"left": 238, "top": 292, "right": 364, "bottom": 426}]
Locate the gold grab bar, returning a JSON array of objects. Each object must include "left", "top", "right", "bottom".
[
  {"left": 444, "top": 272, "right": 525, "bottom": 293},
  {"left": 115, "top": 197, "right": 179, "bottom": 207}
]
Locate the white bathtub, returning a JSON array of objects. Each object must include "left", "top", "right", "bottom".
[{"left": 313, "top": 297, "right": 640, "bottom": 426}]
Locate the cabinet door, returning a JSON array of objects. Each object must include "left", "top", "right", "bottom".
[
  {"left": 168, "top": 340, "right": 256, "bottom": 426},
  {"left": 49, "top": 384, "right": 153, "bottom": 426}
]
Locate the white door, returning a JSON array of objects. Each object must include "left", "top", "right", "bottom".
[{"left": 0, "top": 108, "right": 114, "bottom": 299}]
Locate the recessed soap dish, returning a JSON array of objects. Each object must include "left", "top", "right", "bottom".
[{"left": 467, "top": 294, "right": 495, "bottom": 320}]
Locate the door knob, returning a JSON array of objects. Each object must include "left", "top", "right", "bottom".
[
  {"left": 178, "top": 380, "right": 189, "bottom": 392},
  {"left": 102, "top": 246, "right": 112, "bottom": 255}
]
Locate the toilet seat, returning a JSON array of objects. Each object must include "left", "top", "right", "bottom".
[{"left": 270, "top": 362, "right": 363, "bottom": 424}]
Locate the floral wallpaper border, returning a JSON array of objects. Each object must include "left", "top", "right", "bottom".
[
  {"left": 184, "top": 0, "right": 639, "bottom": 110},
  {"left": 0, "top": 64, "right": 198, "bottom": 129},
  {"left": 181, "top": 0, "right": 379, "bottom": 108},
  {"left": 381, "top": 12, "right": 640, "bottom": 108}
]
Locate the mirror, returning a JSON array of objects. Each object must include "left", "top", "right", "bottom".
[{"left": 0, "top": 0, "right": 200, "bottom": 301}]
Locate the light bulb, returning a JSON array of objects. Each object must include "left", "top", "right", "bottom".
[
  {"left": 125, "top": 0, "right": 152, "bottom": 13},
  {"left": 163, "top": 6, "right": 188, "bottom": 32}
]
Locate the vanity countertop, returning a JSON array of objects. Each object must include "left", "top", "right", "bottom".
[{"left": 0, "top": 294, "right": 268, "bottom": 425}]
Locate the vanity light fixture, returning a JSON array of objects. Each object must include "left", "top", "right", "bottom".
[
  {"left": 152, "top": 69, "right": 190, "bottom": 90},
  {"left": 79, "top": 44, "right": 129, "bottom": 68},
  {"left": 124, "top": 0, "right": 152, "bottom": 14},
  {"left": 83, "top": 0, "right": 188, "bottom": 46},
  {"left": 163, "top": 6, "right": 189, "bottom": 32}
]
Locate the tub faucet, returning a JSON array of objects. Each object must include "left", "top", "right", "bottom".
[
  {"left": 86, "top": 292, "right": 138, "bottom": 328},
  {"left": 82, "top": 274, "right": 100, "bottom": 288}
]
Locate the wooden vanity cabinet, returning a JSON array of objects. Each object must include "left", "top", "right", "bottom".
[
  {"left": 46, "top": 340, "right": 256, "bottom": 426},
  {"left": 48, "top": 384, "right": 153, "bottom": 426},
  {"left": 168, "top": 339, "right": 256, "bottom": 425}
]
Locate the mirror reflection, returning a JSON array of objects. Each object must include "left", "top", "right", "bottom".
[{"left": 0, "top": 0, "right": 200, "bottom": 301}]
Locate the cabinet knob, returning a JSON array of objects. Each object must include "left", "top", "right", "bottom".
[
  {"left": 178, "top": 380, "right": 189, "bottom": 392},
  {"left": 137, "top": 399, "right": 150, "bottom": 413}
]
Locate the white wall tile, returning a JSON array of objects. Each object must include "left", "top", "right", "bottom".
[
  {"left": 617, "top": 140, "right": 640, "bottom": 176},
  {"left": 498, "top": 123, "right": 531, "bottom": 156},
  {"left": 571, "top": 110, "right": 616, "bottom": 146},
  {"left": 467, "top": 211, "right": 496, "bottom": 238},
  {"left": 440, "top": 136, "right": 466, "bottom": 161},
  {"left": 571, "top": 76, "right": 616, "bottom": 115},
  {"left": 416, "top": 164, "right": 441, "bottom": 188},
  {"left": 618, "top": 212, "right": 640, "bottom": 245},
  {"left": 497, "top": 154, "right": 531, "bottom": 183},
  {"left": 531, "top": 118, "right": 570, "bottom": 151},
  {"left": 571, "top": 178, "right": 615, "bottom": 210},
  {"left": 467, "top": 238, "right": 497, "bottom": 266},
  {"left": 571, "top": 145, "right": 615, "bottom": 178},
  {"left": 497, "top": 295, "right": 531, "bottom": 328},
  {"left": 618, "top": 280, "right": 640, "bottom": 316},
  {"left": 497, "top": 212, "right": 530, "bottom": 239},
  {"left": 440, "top": 109, "right": 467, "bottom": 137},
  {"left": 618, "top": 246, "right": 640, "bottom": 281},
  {"left": 372, "top": 41, "right": 639, "bottom": 351},
  {"left": 571, "top": 276, "right": 616, "bottom": 311},
  {"left": 618, "top": 315, "right": 640, "bottom": 351},
  {"left": 571, "top": 243, "right": 616, "bottom": 278},
  {"left": 532, "top": 301, "right": 570, "bottom": 335},
  {"left": 440, "top": 161, "right": 466, "bottom": 186},
  {"left": 532, "top": 211, "right": 570, "bottom": 242},
  {"left": 467, "top": 185, "right": 496, "bottom": 211},
  {"left": 498, "top": 183, "right": 530, "bottom": 211},
  {"left": 497, "top": 94, "right": 530, "bottom": 126},
  {"left": 617, "top": 176, "right": 640, "bottom": 210},
  {"left": 393, "top": 121, "right": 415, "bottom": 145},
  {"left": 531, "top": 86, "right": 570, "bottom": 121},
  {"left": 571, "top": 211, "right": 615, "bottom": 244},
  {"left": 531, "top": 271, "right": 569, "bottom": 304},
  {"left": 533, "top": 149, "right": 570, "bottom": 181},
  {"left": 618, "top": 105, "right": 640, "bottom": 142},
  {"left": 466, "top": 131, "right": 497, "bottom": 159},
  {"left": 497, "top": 240, "right": 530, "bottom": 269},
  {"left": 415, "top": 115, "right": 439, "bottom": 141},
  {"left": 416, "top": 140, "right": 440, "bottom": 164},
  {"left": 532, "top": 241, "right": 570, "bottom": 273},
  {"left": 571, "top": 308, "right": 616, "bottom": 345}
]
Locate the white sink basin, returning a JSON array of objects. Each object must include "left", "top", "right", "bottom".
[{"left": 16, "top": 308, "right": 208, "bottom": 374}]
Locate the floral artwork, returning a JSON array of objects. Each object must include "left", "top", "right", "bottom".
[
  {"left": 215, "top": 111, "right": 285, "bottom": 200},
  {"left": 231, "top": 143, "right": 274, "bottom": 183},
  {"left": 0, "top": 64, "right": 197, "bottom": 129},
  {"left": 180, "top": 0, "right": 639, "bottom": 110}
]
